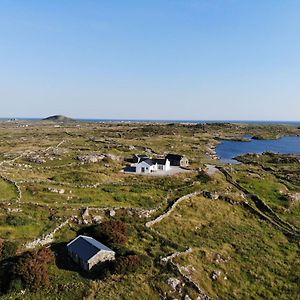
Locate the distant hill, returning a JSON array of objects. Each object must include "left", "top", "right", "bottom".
[{"left": 42, "top": 115, "right": 76, "bottom": 122}]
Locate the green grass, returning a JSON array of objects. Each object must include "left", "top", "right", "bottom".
[
  {"left": 155, "top": 195, "right": 300, "bottom": 299},
  {"left": 0, "top": 178, "right": 18, "bottom": 201},
  {"left": 0, "top": 121, "right": 300, "bottom": 299}
]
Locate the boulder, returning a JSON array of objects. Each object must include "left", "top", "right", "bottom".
[
  {"left": 166, "top": 277, "right": 181, "bottom": 292},
  {"left": 92, "top": 215, "right": 102, "bottom": 224},
  {"left": 203, "top": 191, "right": 219, "bottom": 200},
  {"left": 109, "top": 209, "right": 116, "bottom": 217},
  {"left": 211, "top": 270, "right": 222, "bottom": 280}
]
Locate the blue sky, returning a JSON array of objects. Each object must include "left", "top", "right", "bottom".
[{"left": 0, "top": 0, "right": 299, "bottom": 120}]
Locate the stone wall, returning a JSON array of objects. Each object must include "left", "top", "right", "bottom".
[{"left": 88, "top": 250, "right": 115, "bottom": 270}]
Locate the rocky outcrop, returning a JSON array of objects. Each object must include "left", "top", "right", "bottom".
[
  {"left": 47, "top": 187, "right": 65, "bottom": 194},
  {"left": 76, "top": 154, "right": 105, "bottom": 164},
  {"left": 166, "top": 277, "right": 181, "bottom": 292}
]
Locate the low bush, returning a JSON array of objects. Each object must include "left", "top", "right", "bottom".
[
  {"left": 1, "top": 241, "right": 17, "bottom": 259},
  {"left": 6, "top": 215, "right": 33, "bottom": 226},
  {"left": 93, "top": 221, "right": 128, "bottom": 246},
  {"left": 113, "top": 194, "right": 128, "bottom": 202},
  {"left": 11, "top": 247, "right": 54, "bottom": 291},
  {"left": 196, "top": 170, "right": 211, "bottom": 183},
  {"left": 112, "top": 255, "right": 141, "bottom": 274}
]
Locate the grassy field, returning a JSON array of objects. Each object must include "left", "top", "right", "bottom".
[{"left": 0, "top": 121, "right": 299, "bottom": 299}]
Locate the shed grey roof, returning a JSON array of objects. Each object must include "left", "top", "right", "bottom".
[{"left": 67, "top": 235, "right": 114, "bottom": 262}]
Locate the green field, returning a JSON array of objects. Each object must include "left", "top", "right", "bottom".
[{"left": 0, "top": 121, "right": 299, "bottom": 299}]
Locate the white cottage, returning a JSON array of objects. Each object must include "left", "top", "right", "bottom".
[
  {"left": 136, "top": 159, "right": 157, "bottom": 173},
  {"left": 135, "top": 158, "right": 170, "bottom": 174},
  {"left": 153, "top": 158, "right": 171, "bottom": 172}
]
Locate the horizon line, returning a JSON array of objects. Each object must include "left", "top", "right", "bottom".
[{"left": 0, "top": 117, "right": 300, "bottom": 123}]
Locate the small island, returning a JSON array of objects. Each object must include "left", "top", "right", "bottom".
[{"left": 42, "top": 115, "right": 76, "bottom": 122}]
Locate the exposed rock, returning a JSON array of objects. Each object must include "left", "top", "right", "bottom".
[
  {"left": 82, "top": 207, "right": 89, "bottom": 219},
  {"left": 109, "top": 209, "right": 116, "bottom": 217},
  {"left": 92, "top": 215, "right": 102, "bottom": 224},
  {"left": 47, "top": 187, "right": 65, "bottom": 194},
  {"left": 211, "top": 270, "right": 222, "bottom": 280},
  {"left": 105, "top": 153, "right": 121, "bottom": 161},
  {"left": 76, "top": 154, "right": 104, "bottom": 164},
  {"left": 203, "top": 191, "right": 219, "bottom": 200},
  {"left": 6, "top": 207, "right": 22, "bottom": 213},
  {"left": 184, "top": 295, "right": 192, "bottom": 300},
  {"left": 167, "top": 277, "right": 181, "bottom": 292},
  {"left": 286, "top": 193, "right": 300, "bottom": 208},
  {"left": 26, "top": 154, "right": 46, "bottom": 164}
]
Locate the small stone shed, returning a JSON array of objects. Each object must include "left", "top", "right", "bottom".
[
  {"left": 165, "top": 154, "right": 189, "bottom": 167},
  {"left": 67, "top": 235, "right": 115, "bottom": 271}
]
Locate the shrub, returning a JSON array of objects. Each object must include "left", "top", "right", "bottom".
[
  {"left": 11, "top": 247, "right": 54, "bottom": 291},
  {"left": 36, "top": 247, "right": 55, "bottom": 264},
  {"left": 114, "top": 255, "right": 140, "bottom": 274},
  {"left": 113, "top": 194, "right": 127, "bottom": 202},
  {"left": 112, "top": 255, "right": 142, "bottom": 274},
  {"left": 1, "top": 241, "right": 17, "bottom": 259},
  {"left": 6, "top": 215, "right": 32, "bottom": 226},
  {"left": 0, "top": 239, "right": 4, "bottom": 257},
  {"left": 93, "top": 221, "right": 128, "bottom": 246},
  {"left": 102, "top": 186, "right": 117, "bottom": 193},
  {"left": 7, "top": 278, "right": 23, "bottom": 293},
  {"left": 197, "top": 170, "right": 211, "bottom": 183}
]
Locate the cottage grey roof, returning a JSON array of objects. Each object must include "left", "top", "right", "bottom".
[
  {"left": 67, "top": 235, "right": 114, "bottom": 262},
  {"left": 141, "top": 159, "right": 155, "bottom": 166},
  {"left": 153, "top": 158, "right": 168, "bottom": 165}
]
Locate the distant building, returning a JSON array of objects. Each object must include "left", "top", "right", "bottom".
[
  {"left": 165, "top": 154, "right": 189, "bottom": 167},
  {"left": 135, "top": 158, "right": 170, "bottom": 173},
  {"left": 153, "top": 158, "right": 171, "bottom": 171},
  {"left": 67, "top": 235, "right": 115, "bottom": 271},
  {"left": 136, "top": 159, "right": 157, "bottom": 174},
  {"left": 132, "top": 154, "right": 150, "bottom": 163}
]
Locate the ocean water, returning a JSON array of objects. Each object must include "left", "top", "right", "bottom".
[
  {"left": 1, "top": 118, "right": 300, "bottom": 126},
  {"left": 216, "top": 136, "right": 300, "bottom": 164}
]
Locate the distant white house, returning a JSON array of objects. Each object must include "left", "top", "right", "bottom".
[
  {"left": 136, "top": 158, "right": 170, "bottom": 174},
  {"left": 153, "top": 158, "right": 171, "bottom": 172},
  {"left": 136, "top": 159, "right": 157, "bottom": 174}
]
